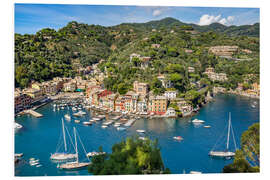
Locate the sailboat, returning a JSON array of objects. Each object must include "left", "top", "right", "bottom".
[
  {"left": 58, "top": 127, "right": 91, "bottom": 170},
  {"left": 50, "top": 118, "right": 77, "bottom": 161},
  {"left": 209, "top": 112, "right": 237, "bottom": 158}
]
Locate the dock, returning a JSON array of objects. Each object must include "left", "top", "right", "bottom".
[
  {"left": 26, "top": 109, "right": 43, "bottom": 118},
  {"left": 124, "top": 119, "right": 136, "bottom": 127}
]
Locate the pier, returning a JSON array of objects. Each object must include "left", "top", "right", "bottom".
[
  {"left": 26, "top": 109, "right": 43, "bottom": 118},
  {"left": 124, "top": 119, "right": 136, "bottom": 127}
]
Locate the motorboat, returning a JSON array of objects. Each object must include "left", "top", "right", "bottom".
[
  {"left": 136, "top": 129, "right": 145, "bottom": 133},
  {"left": 101, "top": 125, "right": 108, "bottom": 128},
  {"left": 139, "top": 137, "right": 147, "bottom": 141},
  {"left": 15, "top": 122, "right": 23, "bottom": 130},
  {"left": 64, "top": 114, "right": 71, "bottom": 121},
  {"left": 103, "top": 121, "right": 113, "bottom": 126},
  {"left": 190, "top": 171, "right": 202, "bottom": 174},
  {"left": 74, "top": 120, "right": 80, "bottom": 123},
  {"left": 173, "top": 136, "right": 183, "bottom": 141},
  {"left": 83, "top": 122, "right": 92, "bottom": 126},
  {"left": 87, "top": 151, "right": 106, "bottom": 157},
  {"left": 117, "top": 127, "right": 126, "bottom": 131},
  {"left": 204, "top": 125, "right": 211, "bottom": 128},
  {"left": 192, "top": 119, "right": 205, "bottom": 123}
]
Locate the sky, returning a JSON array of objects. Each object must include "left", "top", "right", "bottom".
[{"left": 14, "top": 4, "right": 260, "bottom": 34}]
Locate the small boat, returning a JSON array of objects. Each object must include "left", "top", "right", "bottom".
[
  {"left": 136, "top": 129, "right": 145, "bottom": 133},
  {"left": 92, "top": 117, "right": 101, "bottom": 121},
  {"left": 101, "top": 125, "right": 108, "bottom": 128},
  {"left": 114, "top": 124, "right": 120, "bottom": 127},
  {"left": 74, "top": 120, "right": 80, "bottom": 123},
  {"left": 190, "top": 171, "right": 202, "bottom": 174},
  {"left": 173, "top": 136, "right": 183, "bottom": 141},
  {"left": 117, "top": 127, "right": 126, "bottom": 131},
  {"left": 64, "top": 114, "right": 71, "bottom": 121},
  {"left": 30, "top": 162, "right": 39, "bottom": 166},
  {"left": 251, "top": 104, "right": 256, "bottom": 108},
  {"left": 29, "top": 158, "right": 40, "bottom": 166},
  {"left": 97, "top": 115, "right": 106, "bottom": 120},
  {"left": 36, "top": 164, "right": 42, "bottom": 168},
  {"left": 204, "top": 125, "right": 211, "bottom": 128},
  {"left": 73, "top": 111, "right": 86, "bottom": 117},
  {"left": 139, "top": 137, "right": 147, "bottom": 141},
  {"left": 192, "top": 119, "right": 205, "bottom": 123},
  {"left": 15, "top": 122, "right": 23, "bottom": 130},
  {"left": 83, "top": 122, "right": 92, "bottom": 126},
  {"left": 15, "top": 153, "right": 24, "bottom": 158},
  {"left": 103, "top": 121, "right": 113, "bottom": 126},
  {"left": 87, "top": 151, "right": 106, "bottom": 157}
]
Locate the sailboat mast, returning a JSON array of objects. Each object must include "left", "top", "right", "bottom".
[
  {"left": 62, "top": 118, "right": 67, "bottom": 152},
  {"left": 226, "top": 113, "right": 231, "bottom": 150},
  {"left": 74, "top": 127, "right": 78, "bottom": 163}
]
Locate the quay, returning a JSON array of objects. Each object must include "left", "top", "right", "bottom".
[
  {"left": 26, "top": 109, "right": 43, "bottom": 118},
  {"left": 124, "top": 119, "right": 136, "bottom": 127}
]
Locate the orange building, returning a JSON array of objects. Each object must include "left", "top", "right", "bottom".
[{"left": 148, "top": 95, "right": 167, "bottom": 115}]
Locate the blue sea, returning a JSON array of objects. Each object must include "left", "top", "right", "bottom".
[{"left": 15, "top": 94, "right": 259, "bottom": 176}]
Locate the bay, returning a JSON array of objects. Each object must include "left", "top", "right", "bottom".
[{"left": 15, "top": 94, "right": 259, "bottom": 176}]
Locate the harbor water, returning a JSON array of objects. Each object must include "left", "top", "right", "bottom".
[{"left": 15, "top": 94, "right": 259, "bottom": 176}]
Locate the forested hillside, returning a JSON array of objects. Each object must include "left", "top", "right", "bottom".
[{"left": 15, "top": 17, "right": 259, "bottom": 91}]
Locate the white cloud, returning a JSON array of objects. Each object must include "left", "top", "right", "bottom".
[
  {"left": 198, "top": 14, "right": 235, "bottom": 26},
  {"left": 153, "top": 9, "right": 162, "bottom": 17}
]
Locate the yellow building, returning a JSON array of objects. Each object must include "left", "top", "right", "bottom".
[{"left": 148, "top": 95, "right": 167, "bottom": 115}]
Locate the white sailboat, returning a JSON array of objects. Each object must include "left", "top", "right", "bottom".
[
  {"left": 50, "top": 119, "right": 77, "bottom": 161},
  {"left": 58, "top": 127, "right": 91, "bottom": 170},
  {"left": 209, "top": 113, "right": 237, "bottom": 158}
]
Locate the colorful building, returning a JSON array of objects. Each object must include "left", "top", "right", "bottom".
[
  {"left": 148, "top": 95, "right": 167, "bottom": 115},
  {"left": 15, "top": 89, "right": 32, "bottom": 113},
  {"left": 133, "top": 81, "right": 149, "bottom": 96}
]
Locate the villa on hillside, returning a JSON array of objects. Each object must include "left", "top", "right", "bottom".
[
  {"left": 209, "top": 46, "right": 239, "bottom": 58},
  {"left": 157, "top": 74, "right": 173, "bottom": 88},
  {"left": 164, "top": 91, "right": 178, "bottom": 100},
  {"left": 203, "top": 67, "right": 228, "bottom": 82}
]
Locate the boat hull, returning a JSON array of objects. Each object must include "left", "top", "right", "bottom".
[
  {"left": 59, "top": 162, "right": 91, "bottom": 170},
  {"left": 209, "top": 151, "right": 235, "bottom": 158},
  {"left": 50, "top": 153, "right": 77, "bottom": 161}
]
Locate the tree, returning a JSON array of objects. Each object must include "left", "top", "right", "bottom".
[
  {"left": 88, "top": 137, "right": 170, "bottom": 175},
  {"left": 117, "top": 83, "right": 129, "bottom": 95},
  {"left": 223, "top": 123, "right": 259, "bottom": 173},
  {"left": 150, "top": 78, "right": 165, "bottom": 95}
]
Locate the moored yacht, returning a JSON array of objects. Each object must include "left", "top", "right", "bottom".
[
  {"left": 50, "top": 119, "right": 77, "bottom": 161},
  {"left": 58, "top": 127, "right": 91, "bottom": 170}
]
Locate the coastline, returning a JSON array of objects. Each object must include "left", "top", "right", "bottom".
[{"left": 213, "top": 87, "right": 260, "bottom": 99}]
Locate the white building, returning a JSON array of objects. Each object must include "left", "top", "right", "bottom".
[
  {"left": 165, "top": 107, "right": 176, "bottom": 117},
  {"left": 157, "top": 74, "right": 173, "bottom": 88},
  {"left": 164, "top": 91, "right": 178, "bottom": 100},
  {"left": 137, "top": 100, "right": 148, "bottom": 113}
]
